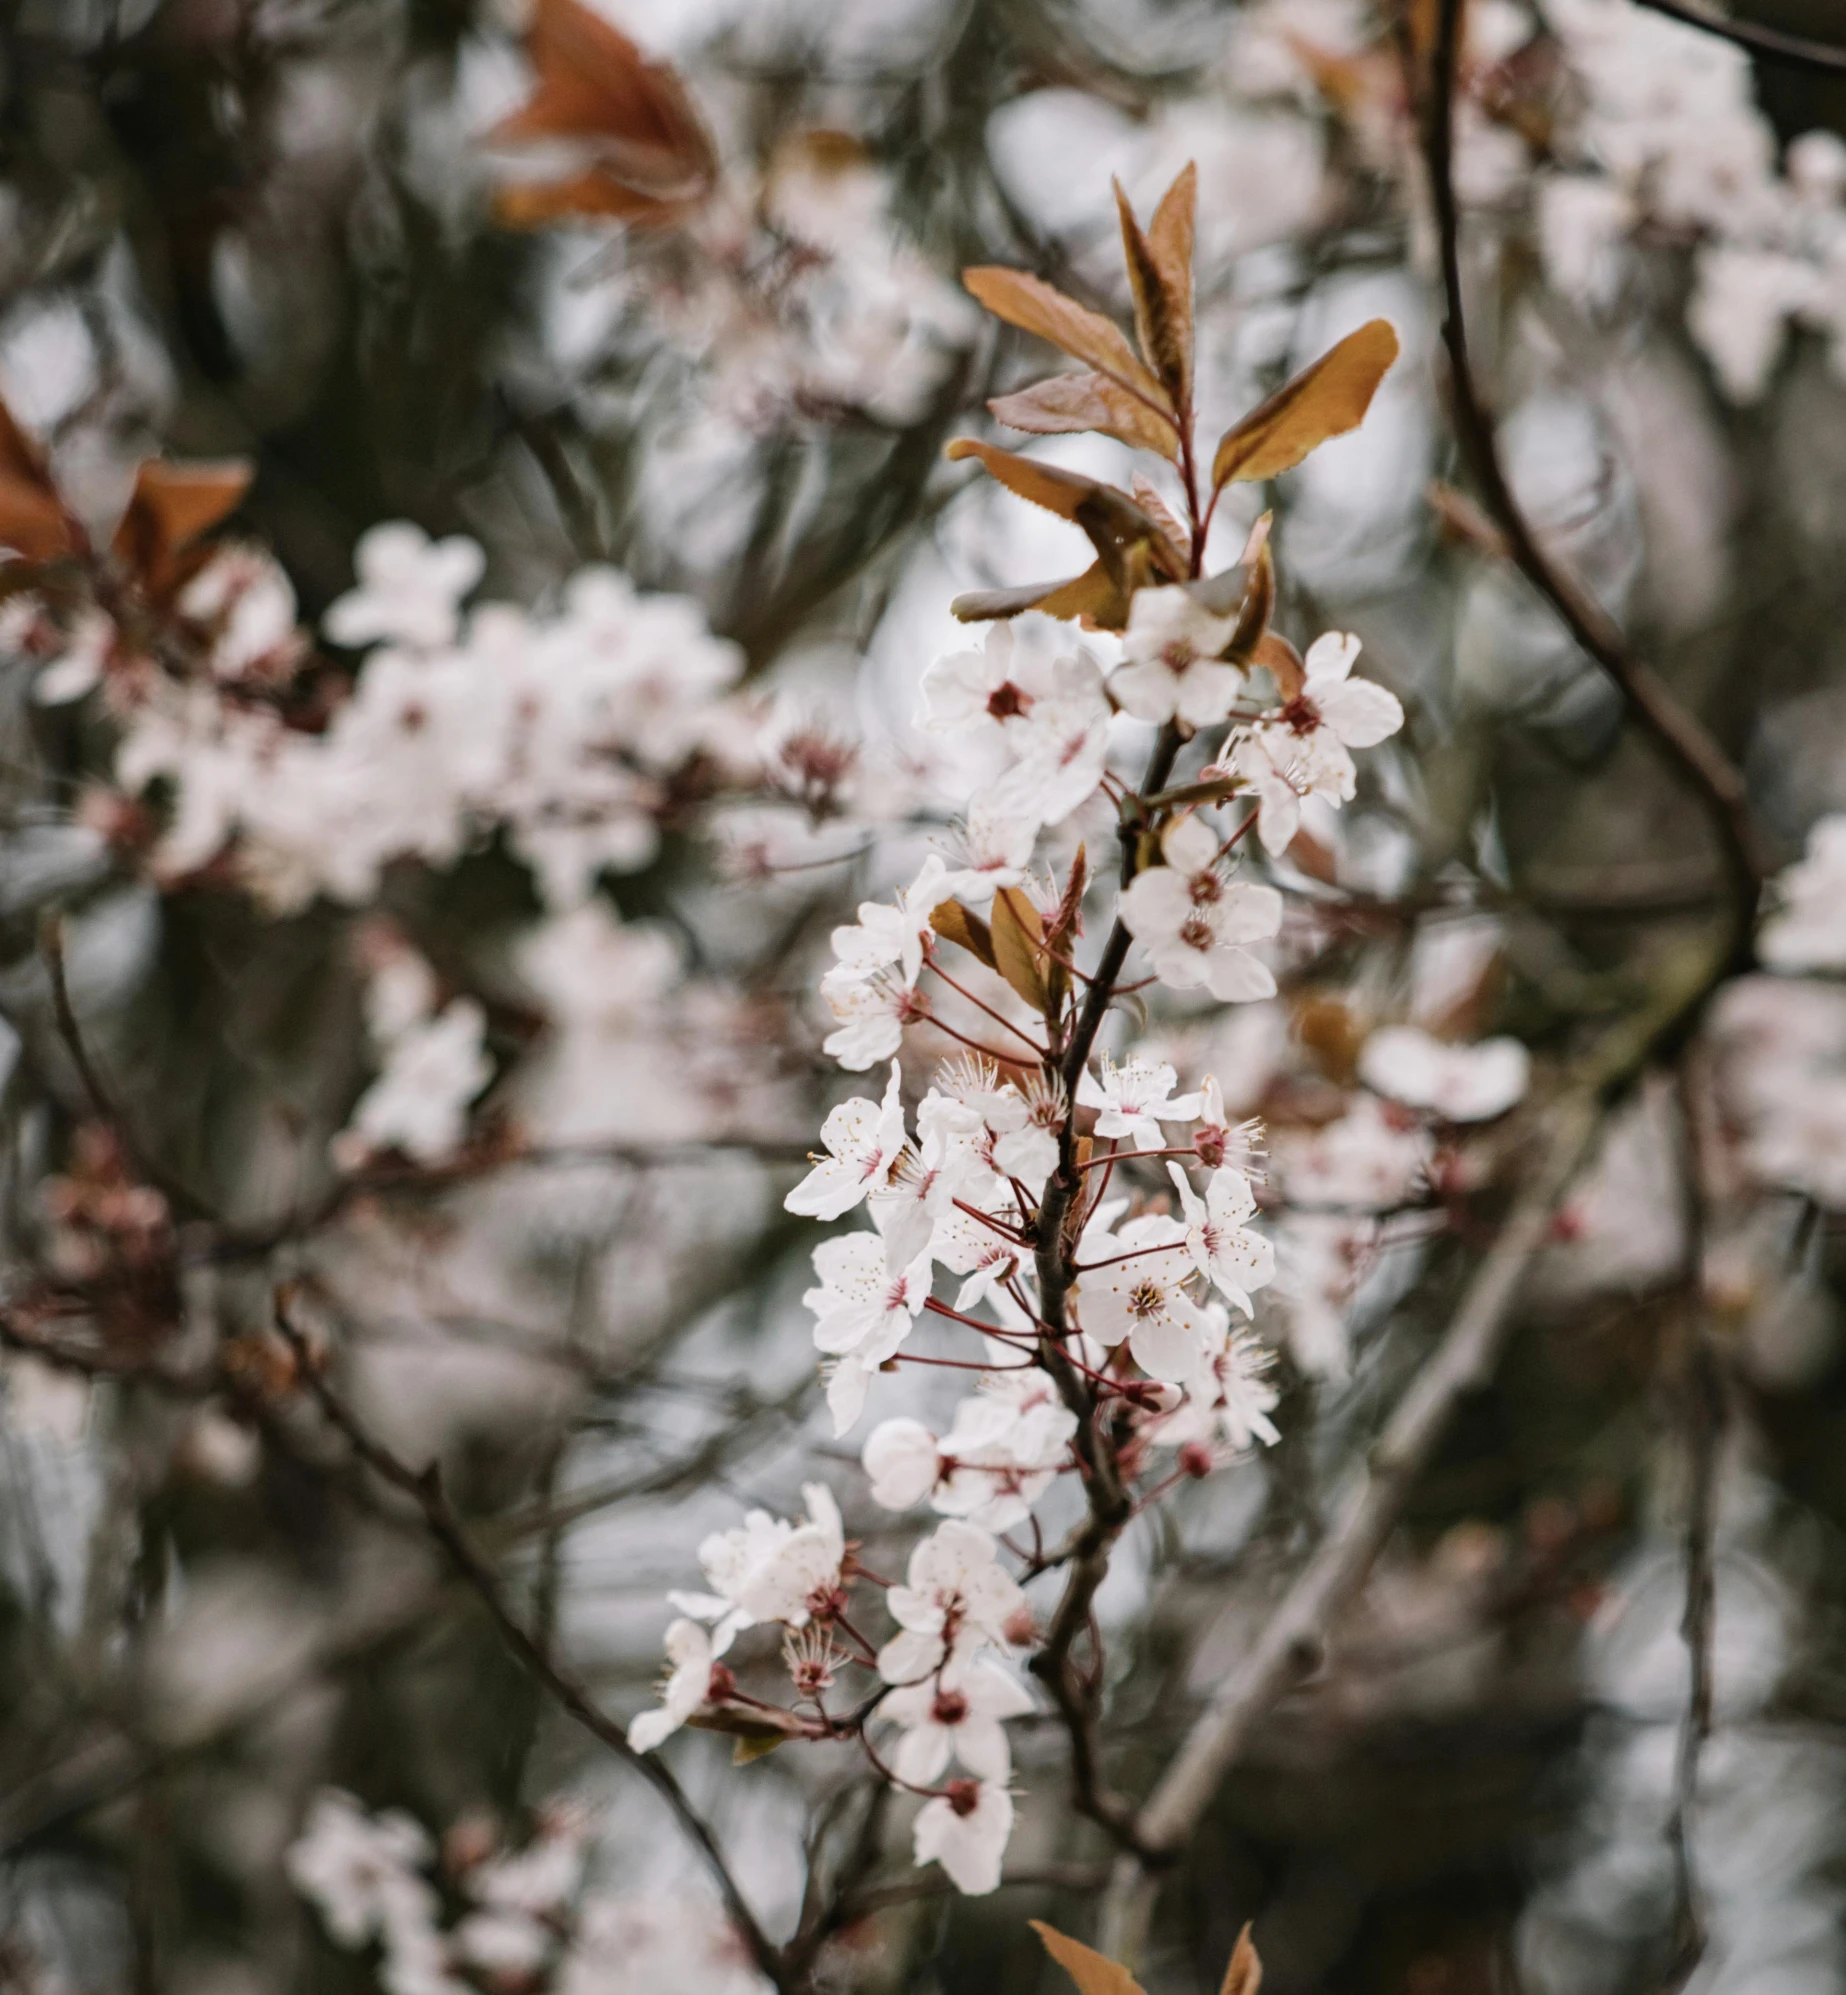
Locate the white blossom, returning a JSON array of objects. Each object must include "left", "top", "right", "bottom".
[
  {"left": 1359, "top": 1026, "right": 1530, "bottom": 1123},
  {"left": 336, "top": 998, "right": 491, "bottom": 1167},
  {"left": 913, "top": 1779, "right": 1015, "bottom": 1896},
  {"left": 286, "top": 1791, "right": 436, "bottom": 1950},
  {"left": 323, "top": 522, "right": 485, "bottom": 651},
  {"left": 881, "top": 1654, "right": 1034, "bottom": 1785},
  {"left": 670, "top": 1485, "right": 846, "bottom": 1657},
  {"left": 878, "top": 1521, "right": 1025, "bottom": 1682},
  {"left": 1760, "top": 815, "right": 1846, "bottom": 970},
  {"left": 803, "top": 1230, "right": 933, "bottom": 1371},
  {"left": 1076, "top": 1212, "right": 1210, "bottom": 1381},
  {"left": 1118, "top": 814, "right": 1282, "bottom": 1000},
  {"left": 1076, "top": 1055, "right": 1202, "bottom": 1151},
  {"left": 1166, "top": 1161, "right": 1275, "bottom": 1314},
  {"left": 785, "top": 1064, "right": 908, "bottom": 1220},
  {"left": 627, "top": 1619, "right": 717, "bottom": 1752},
  {"left": 1111, "top": 587, "right": 1243, "bottom": 726}
]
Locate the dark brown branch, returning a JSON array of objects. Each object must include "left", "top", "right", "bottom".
[
  {"left": 269, "top": 1303, "right": 794, "bottom": 1994},
  {"left": 1634, "top": 0, "right": 1846, "bottom": 73},
  {"left": 1422, "top": 0, "right": 1766, "bottom": 956}
]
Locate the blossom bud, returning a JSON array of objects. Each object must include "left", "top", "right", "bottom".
[
  {"left": 1002, "top": 1604, "right": 1038, "bottom": 1648},
  {"left": 707, "top": 1662, "right": 736, "bottom": 1703},
  {"left": 1179, "top": 1440, "right": 1216, "bottom": 1480}
]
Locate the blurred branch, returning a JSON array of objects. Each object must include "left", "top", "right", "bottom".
[
  {"left": 1422, "top": 0, "right": 1767, "bottom": 956},
  {"left": 267, "top": 1300, "right": 797, "bottom": 1995},
  {"left": 1633, "top": 0, "right": 1846, "bottom": 72}
]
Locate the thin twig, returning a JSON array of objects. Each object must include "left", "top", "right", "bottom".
[
  {"left": 269, "top": 1303, "right": 794, "bottom": 1993},
  {"left": 1634, "top": 0, "right": 1846, "bottom": 72},
  {"left": 1423, "top": 0, "right": 1766, "bottom": 952}
]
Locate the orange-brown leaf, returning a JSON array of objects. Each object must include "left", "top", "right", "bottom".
[
  {"left": 1147, "top": 163, "right": 1198, "bottom": 393},
  {"left": 962, "top": 266, "right": 1167, "bottom": 407},
  {"left": 930, "top": 899, "right": 997, "bottom": 970},
  {"left": 989, "top": 372, "right": 1178, "bottom": 460},
  {"left": 990, "top": 887, "right": 1050, "bottom": 1017},
  {"left": 1211, "top": 319, "right": 1399, "bottom": 491},
  {"left": 1219, "top": 1923, "right": 1263, "bottom": 1995},
  {"left": 1031, "top": 1920, "right": 1146, "bottom": 1995},
  {"left": 1227, "top": 536, "right": 1275, "bottom": 661},
  {"left": 113, "top": 458, "right": 253, "bottom": 597},
  {"left": 0, "top": 399, "right": 75, "bottom": 563},
  {"left": 1130, "top": 475, "right": 1190, "bottom": 565},
  {"left": 1252, "top": 628, "right": 1305, "bottom": 699},
  {"left": 489, "top": 0, "right": 715, "bottom": 224},
  {"left": 1115, "top": 171, "right": 1193, "bottom": 410},
  {"left": 493, "top": 172, "right": 696, "bottom": 229},
  {"left": 944, "top": 440, "right": 1186, "bottom": 586}
]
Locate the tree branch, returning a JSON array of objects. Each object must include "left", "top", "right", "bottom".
[
  {"left": 1634, "top": 0, "right": 1846, "bottom": 73},
  {"left": 1422, "top": 0, "right": 1766, "bottom": 955},
  {"left": 268, "top": 1303, "right": 795, "bottom": 1994}
]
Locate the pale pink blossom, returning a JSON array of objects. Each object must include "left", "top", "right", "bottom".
[
  {"left": 626, "top": 1620, "right": 717, "bottom": 1752},
  {"left": 1076, "top": 1055, "right": 1202, "bottom": 1151},
  {"left": 1118, "top": 814, "right": 1281, "bottom": 1001},
  {"left": 785, "top": 1064, "right": 908, "bottom": 1220},
  {"left": 1167, "top": 1162, "right": 1274, "bottom": 1314},
  {"left": 1111, "top": 586, "right": 1242, "bottom": 726},
  {"left": 913, "top": 1779, "right": 1014, "bottom": 1895}
]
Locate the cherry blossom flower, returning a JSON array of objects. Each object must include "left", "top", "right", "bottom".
[
  {"left": 882, "top": 1654, "right": 1034, "bottom": 1785},
  {"left": 1192, "top": 1074, "right": 1266, "bottom": 1171},
  {"left": 670, "top": 1485, "right": 846, "bottom": 1657},
  {"left": 784, "top": 1064, "right": 908, "bottom": 1220},
  {"left": 878, "top": 1521, "right": 1025, "bottom": 1682},
  {"left": 1110, "top": 586, "right": 1243, "bottom": 726},
  {"left": 913, "top": 1779, "right": 1015, "bottom": 1895},
  {"left": 626, "top": 1619, "right": 718, "bottom": 1752},
  {"left": 1166, "top": 1162, "right": 1275, "bottom": 1314},
  {"left": 803, "top": 1231, "right": 934, "bottom": 1372},
  {"left": 1076, "top": 1213, "right": 1211, "bottom": 1381},
  {"left": 928, "top": 1188, "right": 1025, "bottom": 1309},
  {"left": 988, "top": 649, "right": 1113, "bottom": 825},
  {"left": 1759, "top": 815, "right": 1846, "bottom": 970},
  {"left": 863, "top": 1373, "right": 1076, "bottom": 1530},
  {"left": 829, "top": 854, "right": 971, "bottom": 990},
  {"left": 323, "top": 522, "right": 485, "bottom": 651},
  {"left": 1118, "top": 814, "right": 1282, "bottom": 1001},
  {"left": 1359, "top": 1026, "right": 1530, "bottom": 1123},
  {"left": 285, "top": 1791, "right": 436, "bottom": 1950},
  {"left": 335, "top": 998, "right": 491, "bottom": 1167},
  {"left": 32, "top": 607, "right": 115, "bottom": 706},
  {"left": 919, "top": 623, "right": 1033, "bottom": 733},
  {"left": 863, "top": 1417, "right": 941, "bottom": 1510},
  {"left": 1076, "top": 1054, "right": 1203, "bottom": 1151},
  {"left": 1220, "top": 632, "right": 1403, "bottom": 854},
  {"left": 1160, "top": 1307, "right": 1281, "bottom": 1457},
  {"left": 820, "top": 964, "right": 920, "bottom": 1070},
  {"left": 953, "top": 802, "right": 1038, "bottom": 896},
  {"left": 1271, "top": 1095, "right": 1432, "bottom": 1211},
  {"left": 870, "top": 1086, "right": 987, "bottom": 1265}
]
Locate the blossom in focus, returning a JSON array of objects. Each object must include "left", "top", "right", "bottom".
[
  {"left": 1118, "top": 814, "right": 1282, "bottom": 1001},
  {"left": 1222, "top": 632, "right": 1403, "bottom": 856},
  {"left": 1166, "top": 1161, "right": 1274, "bottom": 1314},
  {"left": 1076, "top": 1055, "right": 1202, "bottom": 1151},
  {"left": 1111, "top": 586, "right": 1243, "bottom": 726},
  {"left": 803, "top": 1230, "right": 933, "bottom": 1370},
  {"left": 878, "top": 1520, "right": 1025, "bottom": 1681},
  {"left": 670, "top": 1484, "right": 846, "bottom": 1657},
  {"left": 829, "top": 854, "right": 971, "bottom": 990},
  {"left": 913, "top": 1778, "right": 1015, "bottom": 1896},
  {"left": 323, "top": 522, "right": 485, "bottom": 650},
  {"left": 627, "top": 1619, "right": 718, "bottom": 1752},
  {"left": 784, "top": 1064, "right": 908, "bottom": 1219},
  {"left": 882, "top": 1653, "right": 1034, "bottom": 1785},
  {"left": 1077, "top": 1212, "right": 1211, "bottom": 1381},
  {"left": 1359, "top": 1026, "right": 1530, "bottom": 1123}
]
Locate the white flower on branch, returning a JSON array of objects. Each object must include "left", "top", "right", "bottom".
[
  {"left": 1359, "top": 1025, "right": 1530, "bottom": 1123},
  {"left": 1166, "top": 1161, "right": 1275, "bottom": 1314},
  {"left": 912, "top": 1778, "right": 1015, "bottom": 1896},
  {"left": 1118, "top": 814, "right": 1282, "bottom": 1001},
  {"left": 819, "top": 964, "right": 919, "bottom": 1070},
  {"left": 928, "top": 1189, "right": 1025, "bottom": 1309},
  {"left": 1076, "top": 1054, "right": 1203, "bottom": 1151},
  {"left": 784, "top": 1063, "right": 908, "bottom": 1220},
  {"left": 626, "top": 1619, "right": 718, "bottom": 1753},
  {"left": 1111, "top": 586, "right": 1243, "bottom": 726},
  {"left": 987, "top": 649, "right": 1113, "bottom": 827},
  {"left": 670, "top": 1484, "right": 846, "bottom": 1657},
  {"left": 829, "top": 854, "right": 972, "bottom": 990},
  {"left": 878, "top": 1520, "right": 1025, "bottom": 1681},
  {"left": 1760, "top": 814, "right": 1846, "bottom": 971},
  {"left": 323, "top": 522, "right": 485, "bottom": 651},
  {"left": 1159, "top": 1307, "right": 1282, "bottom": 1458},
  {"left": 1222, "top": 631, "right": 1404, "bottom": 856},
  {"left": 882, "top": 1653, "right": 1035, "bottom": 1785},
  {"left": 803, "top": 1230, "right": 934, "bottom": 1373},
  {"left": 863, "top": 1370, "right": 1077, "bottom": 1530},
  {"left": 1076, "top": 1212, "right": 1211, "bottom": 1382}
]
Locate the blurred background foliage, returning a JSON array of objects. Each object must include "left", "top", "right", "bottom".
[{"left": 5, "top": 1, "right": 1846, "bottom": 1992}]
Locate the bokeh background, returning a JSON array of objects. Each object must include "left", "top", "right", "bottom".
[{"left": 5, "top": 0, "right": 1846, "bottom": 1990}]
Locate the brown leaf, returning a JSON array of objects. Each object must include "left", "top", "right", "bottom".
[
  {"left": 1227, "top": 536, "right": 1276, "bottom": 662},
  {"left": 112, "top": 458, "right": 253, "bottom": 601},
  {"left": 1219, "top": 1923, "right": 1263, "bottom": 1995},
  {"left": 930, "top": 898, "right": 997, "bottom": 970},
  {"left": 950, "top": 561, "right": 1132, "bottom": 632},
  {"left": 1129, "top": 475, "right": 1190, "bottom": 562},
  {"left": 990, "top": 887, "right": 1050, "bottom": 1018},
  {"left": 962, "top": 266, "right": 1167, "bottom": 408},
  {"left": 1252, "top": 629, "right": 1305, "bottom": 700},
  {"left": 944, "top": 440, "right": 1186, "bottom": 591},
  {"left": 1115, "top": 169, "right": 1193, "bottom": 411},
  {"left": 1211, "top": 319, "right": 1400, "bottom": 491},
  {"left": 1147, "top": 162, "right": 1197, "bottom": 382},
  {"left": 0, "top": 399, "right": 76, "bottom": 564},
  {"left": 489, "top": 0, "right": 715, "bottom": 227},
  {"left": 1031, "top": 1920, "right": 1146, "bottom": 1995},
  {"left": 989, "top": 373, "right": 1178, "bottom": 460}
]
